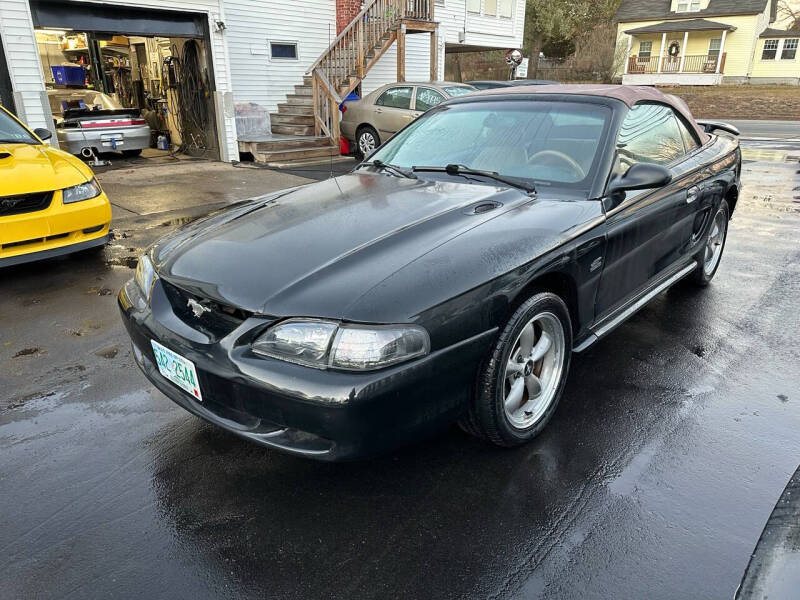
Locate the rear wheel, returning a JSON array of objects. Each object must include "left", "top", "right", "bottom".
[
  {"left": 122, "top": 149, "right": 143, "bottom": 158},
  {"left": 355, "top": 126, "right": 379, "bottom": 158},
  {"left": 691, "top": 200, "right": 729, "bottom": 286},
  {"left": 464, "top": 292, "right": 572, "bottom": 447}
]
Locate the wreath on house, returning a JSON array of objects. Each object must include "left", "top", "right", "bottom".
[{"left": 668, "top": 41, "right": 681, "bottom": 57}]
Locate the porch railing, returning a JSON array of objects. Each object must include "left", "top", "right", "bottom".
[
  {"left": 308, "top": 0, "right": 433, "bottom": 143},
  {"left": 626, "top": 53, "right": 726, "bottom": 74}
]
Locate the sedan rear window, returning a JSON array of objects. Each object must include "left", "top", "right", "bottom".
[
  {"left": 370, "top": 100, "right": 610, "bottom": 187},
  {"left": 376, "top": 87, "right": 413, "bottom": 109}
]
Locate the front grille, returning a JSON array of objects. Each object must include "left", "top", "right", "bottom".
[
  {"left": 160, "top": 279, "right": 251, "bottom": 340},
  {"left": 0, "top": 192, "right": 53, "bottom": 217}
]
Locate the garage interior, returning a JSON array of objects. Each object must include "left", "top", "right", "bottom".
[{"left": 30, "top": 0, "right": 220, "bottom": 166}]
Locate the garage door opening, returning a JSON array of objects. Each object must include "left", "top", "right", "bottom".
[{"left": 31, "top": 0, "right": 221, "bottom": 167}]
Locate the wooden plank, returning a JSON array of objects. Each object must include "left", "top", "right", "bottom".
[
  {"left": 397, "top": 26, "right": 406, "bottom": 83},
  {"left": 430, "top": 29, "right": 438, "bottom": 81}
]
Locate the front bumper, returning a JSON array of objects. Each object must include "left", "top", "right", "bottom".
[
  {"left": 0, "top": 190, "right": 111, "bottom": 266},
  {"left": 58, "top": 124, "right": 151, "bottom": 154},
  {"left": 119, "top": 278, "right": 495, "bottom": 460}
]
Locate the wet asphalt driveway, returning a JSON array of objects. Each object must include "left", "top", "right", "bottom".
[{"left": 1, "top": 141, "right": 799, "bottom": 599}]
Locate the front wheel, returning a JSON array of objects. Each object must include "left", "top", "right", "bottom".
[
  {"left": 691, "top": 200, "right": 729, "bottom": 286},
  {"left": 464, "top": 292, "right": 572, "bottom": 447}
]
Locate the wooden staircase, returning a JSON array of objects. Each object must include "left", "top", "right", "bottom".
[{"left": 251, "top": 0, "right": 436, "bottom": 165}]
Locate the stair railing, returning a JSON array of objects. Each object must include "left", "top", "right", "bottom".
[{"left": 308, "top": 0, "right": 432, "bottom": 145}]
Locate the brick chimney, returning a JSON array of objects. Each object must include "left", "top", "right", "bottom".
[{"left": 336, "top": 0, "right": 362, "bottom": 34}]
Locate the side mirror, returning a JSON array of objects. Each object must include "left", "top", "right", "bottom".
[
  {"left": 33, "top": 128, "right": 52, "bottom": 141},
  {"left": 607, "top": 162, "right": 672, "bottom": 198}
]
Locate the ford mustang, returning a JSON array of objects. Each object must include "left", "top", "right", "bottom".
[{"left": 119, "top": 85, "right": 740, "bottom": 460}]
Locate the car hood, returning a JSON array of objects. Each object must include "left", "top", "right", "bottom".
[
  {"left": 0, "top": 143, "right": 90, "bottom": 195},
  {"left": 153, "top": 172, "right": 531, "bottom": 317}
]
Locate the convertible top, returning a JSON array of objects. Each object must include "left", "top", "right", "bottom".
[{"left": 474, "top": 84, "right": 710, "bottom": 144}]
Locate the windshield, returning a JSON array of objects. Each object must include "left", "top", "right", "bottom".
[
  {"left": 48, "top": 90, "right": 122, "bottom": 114},
  {"left": 444, "top": 86, "right": 476, "bottom": 97},
  {"left": 0, "top": 108, "right": 37, "bottom": 144},
  {"left": 369, "top": 100, "right": 610, "bottom": 190}
]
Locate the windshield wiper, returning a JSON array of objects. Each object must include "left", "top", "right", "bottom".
[
  {"left": 412, "top": 164, "right": 536, "bottom": 195},
  {"left": 359, "top": 159, "right": 417, "bottom": 179}
]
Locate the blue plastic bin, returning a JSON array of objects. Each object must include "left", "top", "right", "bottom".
[{"left": 51, "top": 65, "right": 85, "bottom": 86}]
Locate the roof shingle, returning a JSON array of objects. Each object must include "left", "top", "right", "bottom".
[
  {"left": 624, "top": 18, "right": 737, "bottom": 33},
  {"left": 616, "top": 0, "right": 769, "bottom": 23}
]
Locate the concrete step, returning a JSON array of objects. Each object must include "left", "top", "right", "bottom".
[
  {"left": 270, "top": 113, "right": 315, "bottom": 126},
  {"left": 277, "top": 103, "right": 313, "bottom": 115},
  {"left": 255, "top": 145, "right": 340, "bottom": 164},
  {"left": 271, "top": 123, "right": 315, "bottom": 136},
  {"left": 294, "top": 84, "right": 312, "bottom": 96},
  {"left": 255, "top": 136, "right": 331, "bottom": 152}
]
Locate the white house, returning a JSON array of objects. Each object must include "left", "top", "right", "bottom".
[{"left": 0, "top": 0, "right": 525, "bottom": 163}]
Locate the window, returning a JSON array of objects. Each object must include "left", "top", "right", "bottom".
[
  {"left": 415, "top": 87, "right": 445, "bottom": 111},
  {"left": 0, "top": 109, "right": 37, "bottom": 144},
  {"left": 484, "top": 0, "right": 497, "bottom": 16},
  {"left": 708, "top": 38, "right": 721, "bottom": 57},
  {"left": 676, "top": 0, "right": 700, "bottom": 11},
  {"left": 638, "top": 41, "right": 652, "bottom": 58},
  {"left": 376, "top": 86, "right": 413, "bottom": 109},
  {"left": 467, "top": 0, "right": 480, "bottom": 12},
  {"left": 762, "top": 39, "right": 779, "bottom": 60},
  {"left": 616, "top": 104, "right": 687, "bottom": 169},
  {"left": 369, "top": 100, "right": 611, "bottom": 188},
  {"left": 499, "top": 0, "right": 513, "bottom": 17},
  {"left": 781, "top": 38, "right": 798, "bottom": 60},
  {"left": 270, "top": 42, "right": 297, "bottom": 59},
  {"left": 675, "top": 116, "right": 700, "bottom": 153}
]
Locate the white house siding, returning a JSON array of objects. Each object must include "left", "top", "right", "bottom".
[
  {"left": 435, "top": 0, "right": 525, "bottom": 48},
  {"left": 0, "top": 0, "right": 239, "bottom": 161},
  {"left": 361, "top": 33, "right": 432, "bottom": 94},
  {"left": 224, "top": 0, "right": 335, "bottom": 138},
  {"left": 0, "top": 0, "right": 49, "bottom": 130}
]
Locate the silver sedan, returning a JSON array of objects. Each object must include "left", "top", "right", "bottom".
[{"left": 340, "top": 82, "right": 476, "bottom": 157}]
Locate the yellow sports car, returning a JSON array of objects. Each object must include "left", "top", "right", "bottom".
[{"left": 0, "top": 104, "right": 111, "bottom": 267}]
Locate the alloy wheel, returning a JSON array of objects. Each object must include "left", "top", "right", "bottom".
[
  {"left": 502, "top": 311, "right": 566, "bottom": 429},
  {"left": 703, "top": 207, "right": 727, "bottom": 276},
  {"left": 358, "top": 131, "right": 376, "bottom": 155}
]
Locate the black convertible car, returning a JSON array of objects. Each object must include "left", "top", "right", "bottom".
[{"left": 119, "top": 85, "right": 740, "bottom": 460}]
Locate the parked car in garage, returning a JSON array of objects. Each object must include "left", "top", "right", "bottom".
[
  {"left": 467, "top": 79, "right": 559, "bottom": 89},
  {"left": 0, "top": 104, "right": 111, "bottom": 267},
  {"left": 47, "top": 89, "right": 151, "bottom": 158},
  {"left": 119, "top": 85, "right": 740, "bottom": 461},
  {"left": 340, "top": 81, "right": 476, "bottom": 156}
]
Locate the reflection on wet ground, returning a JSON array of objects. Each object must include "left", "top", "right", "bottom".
[{"left": 1, "top": 149, "right": 799, "bottom": 599}]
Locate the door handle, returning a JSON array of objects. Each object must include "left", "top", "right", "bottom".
[
  {"left": 375, "top": 108, "right": 383, "bottom": 114},
  {"left": 686, "top": 186, "right": 699, "bottom": 204}
]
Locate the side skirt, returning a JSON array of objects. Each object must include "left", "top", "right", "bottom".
[{"left": 573, "top": 260, "right": 698, "bottom": 353}]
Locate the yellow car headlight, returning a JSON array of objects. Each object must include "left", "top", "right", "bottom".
[{"left": 62, "top": 179, "right": 101, "bottom": 204}]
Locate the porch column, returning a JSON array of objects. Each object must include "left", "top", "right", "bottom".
[
  {"left": 679, "top": 31, "right": 689, "bottom": 72},
  {"left": 624, "top": 35, "right": 632, "bottom": 74},
  {"left": 657, "top": 32, "right": 666, "bottom": 73},
  {"left": 430, "top": 27, "right": 439, "bottom": 81},
  {"left": 397, "top": 24, "right": 406, "bottom": 82},
  {"left": 716, "top": 29, "right": 727, "bottom": 74}
]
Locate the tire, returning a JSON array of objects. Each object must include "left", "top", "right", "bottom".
[
  {"left": 122, "top": 149, "right": 143, "bottom": 158},
  {"left": 690, "top": 199, "right": 729, "bottom": 286},
  {"left": 355, "top": 126, "right": 379, "bottom": 158},
  {"left": 463, "top": 292, "right": 573, "bottom": 447}
]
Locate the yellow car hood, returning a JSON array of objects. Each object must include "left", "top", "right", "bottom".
[{"left": 0, "top": 143, "right": 92, "bottom": 196}]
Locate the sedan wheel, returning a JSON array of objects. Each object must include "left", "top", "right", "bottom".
[
  {"left": 463, "top": 292, "right": 572, "bottom": 447},
  {"left": 357, "top": 127, "right": 379, "bottom": 157}
]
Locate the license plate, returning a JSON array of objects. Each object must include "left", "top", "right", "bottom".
[{"left": 151, "top": 339, "right": 203, "bottom": 401}]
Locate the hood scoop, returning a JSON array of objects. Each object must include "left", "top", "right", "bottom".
[
  {"left": 464, "top": 200, "right": 503, "bottom": 215},
  {"left": 0, "top": 151, "right": 11, "bottom": 159}
]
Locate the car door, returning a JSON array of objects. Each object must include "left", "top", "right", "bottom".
[
  {"left": 413, "top": 86, "right": 446, "bottom": 119},
  {"left": 373, "top": 86, "right": 415, "bottom": 139},
  {"left": 594, "top": 102, "right": 708, "bottom": 319}
]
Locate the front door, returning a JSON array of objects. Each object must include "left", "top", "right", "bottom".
[
  {"left": 373, "top": 85, "right": 415, "bottom": 139},
  {"left": 594, "top": 102, "right": 707, "bottom": 319}
]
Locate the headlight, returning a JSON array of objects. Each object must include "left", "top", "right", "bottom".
[
  {"left": 134, "top": 253, "right": 157, "bottom": 300},
  {"left": 62, "top": 178, "right": 101, "bottom": 204},
  {"left": 252, "top": 320, "right": 429, "bottom": 370}
]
